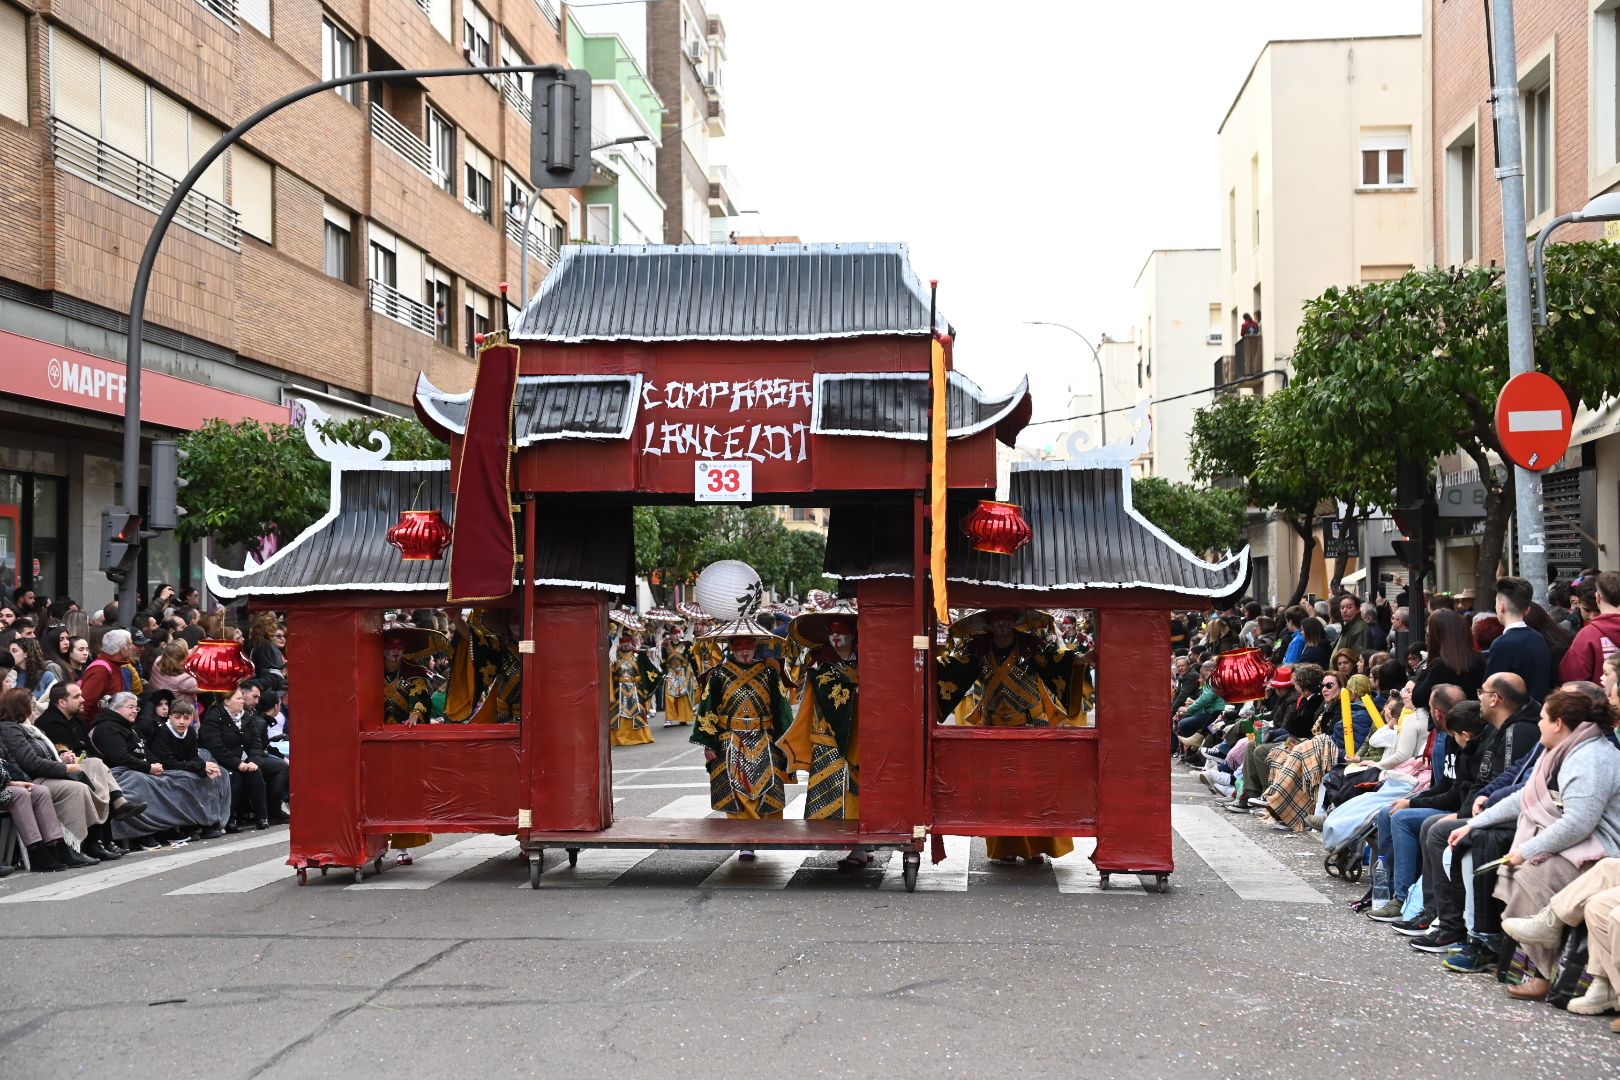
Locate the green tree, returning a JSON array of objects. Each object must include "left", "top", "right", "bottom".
[
  {"left": 1289, "top": 243, "right": 1620, "bottom": 598},
  {"left": 1130, "top": 476, "right": 1248, "bottom": 558}
]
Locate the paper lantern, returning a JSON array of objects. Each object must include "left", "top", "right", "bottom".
[
  {"left": 387, "top": 509, "right": 452, "bottom": 562},
  {"left": 185, "top": 639, "right": 256, "bottom": 693},
  {"left": 694, "top": 560, "right": 764, "bottom": 619},
  {"left": 961, "top": 500, "right": 1032, "bottom": 556},
  {"left": 1212, "top": 647, "right": 1275, "bottom": 705}
]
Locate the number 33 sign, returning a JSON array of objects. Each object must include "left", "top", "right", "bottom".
[{"left": 694, "top": 460, "right": 753, "bottom": 502}]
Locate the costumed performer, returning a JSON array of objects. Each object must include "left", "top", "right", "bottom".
[
  {"left": 781, "top": 603, "right": 866, "bottom": 870},
  {"left": 609, "top": 611, "right": 660, "bottom": 745},
  {"left": 444, "top": 609, "right": 521, "bottom": 724},
  {"left": 382, "top": 626, "right": 434, "bottom": 864}
]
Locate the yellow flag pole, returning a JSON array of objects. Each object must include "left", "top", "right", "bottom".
[{"left": 929, "top": 333, "right": 950, "bottom": 625}]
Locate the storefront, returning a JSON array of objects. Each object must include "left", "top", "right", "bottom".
[{"left": 0, "top": 329, "right": 289, "bottom": 609}]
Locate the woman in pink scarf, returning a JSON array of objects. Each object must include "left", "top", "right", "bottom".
[{"left": 1460, "top": 687, "right": 1620, "bottom": 999}]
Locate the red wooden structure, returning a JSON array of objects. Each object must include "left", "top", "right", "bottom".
[{"left": 206, "top": 245, "right": 1246, "bottom": 890}]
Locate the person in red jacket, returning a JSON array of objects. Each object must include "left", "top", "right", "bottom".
[
  {"left": 79, "top": 628, "right": 136, "bottom": 730},
  {"left": 1561, "top": 571, "right": 1620, "bottom": 684}
]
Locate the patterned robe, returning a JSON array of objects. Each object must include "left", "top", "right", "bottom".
[
  {"left": 444, "top": 611, "right": 521, "bottom": 724},
  {"left": 936, "top": 633, "right": 1083, "bottom": 861},
  {"left": 693, "top": 657, "right": 793, "bottom": 819},
  {"left": 383, "top": 663, "right": 433, "bottom": 850},
  {"left": 661, "top": 642, "right": 699, "bottom": 726},
  {"left": 610, "top": 649, "right": 661, "bottom": 746},
  {"left": 779, "top": 647, "right": 858, "bottom": 820}
]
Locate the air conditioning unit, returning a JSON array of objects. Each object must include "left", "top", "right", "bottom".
[
  {"left": 685, "top": 40, "right": 703, "bottom": 61},
  {"left": 1206, "top": 332, "right": 1223, "bottom": 345}
]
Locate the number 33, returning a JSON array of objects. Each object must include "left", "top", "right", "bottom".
[{"left": 706, "top": 468, "right": 740, "bottom": 493}]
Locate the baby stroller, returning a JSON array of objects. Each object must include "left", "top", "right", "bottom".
[{"left": 1322, "top": 812, "right": 1379, "bottom": 883}]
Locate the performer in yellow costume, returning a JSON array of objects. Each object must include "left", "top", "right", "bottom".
[
  {"left": 780, "top": 605, "right": 867, "bottom": 869},
  {"left": 660, "top": 632, "right": 699, "bottom": 727},
  {"left": 608, "top": 614, "right": 660, "bottom": 745},
  {"left": 381, "top": 626, "right": 435, "bottom": 864},
  {"left": 693, "top": 616, "right": 792, "bottom": 860},
  {"left": 444, "top": 609, "right": 521, "bottom": 724},
  {"left": 936, "top": 609, "right": 1091, "bottom": 864}
]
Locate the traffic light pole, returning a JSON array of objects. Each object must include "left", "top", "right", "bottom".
[
  {"left": 1489, "top": 0, "right": 1549, "bottom": 601},
  {"left": 116, "top": 62, "right": 570, "bottom": 621}
]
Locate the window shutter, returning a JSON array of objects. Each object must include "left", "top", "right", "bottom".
[
  {"left": 101, "top": 62, "right": 147, "bottom": 160},
  {"left": 190, "top": 114, "right": 226, "bottom": 201},
  {"left": 323, "top": 201, "right": 351, "bottom": 229},
  {"left": 395, "top": 237, "right": 424, "bottom": 296},
  {"left": 50, "top": 30, "right": 101, "bottom": 133},
  {"left": 234, "top": 147, "right": 273, "bottom": 242},
  {"left": 150, "top": 90, "right": 189, "bottom": 179},
  {"left": 238, "top": 0, "right": 271, "bottom": 37},
  {"left": 0, "top": 4, "right": 28, "bottom": 125},
  {"left": 467, "top": 140, "right": 491, "bottom": 178},
  {"left": 429, "top": 0, "right": 453, "bottom": 42}
]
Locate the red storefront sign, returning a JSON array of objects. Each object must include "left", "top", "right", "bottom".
[{"left": 0, "top": 329, "right": 290, "bottom": 430}]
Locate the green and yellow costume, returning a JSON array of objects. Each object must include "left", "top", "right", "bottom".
[
  {"left": 383, "top": 655, "right": 433, "bottom": 850},
  {"left": 660, "top": 640, "right": 699, "bottom": 726},
  {"left": 693, "top": 656, "right": 793, "bottom": 819},
  {"left": 444, "top": 610, "right": 521, "bottom": 724},
  {"left": 779, "top": 646, "right": 859, "bottom": 820},
  {"left": 610, "top": 647, "right": 661, "bottom": 745}
]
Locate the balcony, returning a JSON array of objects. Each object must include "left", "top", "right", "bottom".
[
  {"left": 533, "top": 0, "right": 560, "bottom": 30},
  {"left": 501, "top": 73, "right": 531, "bottom": 120},
  {"left": 708, "top": 164, "right": 738, "bottom": 216},
  {"left": 706, "top": 97, "right": 726, "bottom": 137},
  {"left": 505, "top": 209, "right": 560, "bottom": 267},
  {"left": 370, "top": 103, "right": 434, "bottom": 181},
  {"left": 369, "top": 278, "right": 438, "bottom": 337},
  {"left": 49, "top": 117, "right": 240, "bottom": 249},
  {"left": 1214, "top": 334, "right": 1264, "bottom": 394},
  {"left": 196, "top": 0, "right": 237, "bottom": 27}
]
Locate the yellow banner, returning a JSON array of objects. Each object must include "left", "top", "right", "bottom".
[{"left": 930, "top": 336, "right": 949, "bottom": 625}]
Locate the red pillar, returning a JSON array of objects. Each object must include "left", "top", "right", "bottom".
[
  {"left": 527, "top": 587, "right": 612, "bottom": 831},
  {"left": 284, "top": 604, "right": 385, "bottom": 869},
  {"left": 856, "top": 578, "right": 926, "bottom": 835},
  {"left": 1092, "top": 605, "right": 1173, "bottom": 873}
]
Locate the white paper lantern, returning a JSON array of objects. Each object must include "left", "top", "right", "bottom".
[{"left": 694, "top": 560, "right": 764, "bottom": 620}]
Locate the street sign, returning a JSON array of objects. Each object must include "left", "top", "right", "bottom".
[
  {"left": 694, "top": 460, "right": 752, "bottom": 502},
  {"left": 1495, "top": 371, "right": 1572, "bottom": 471},
  {"left": 1320, "top": 516, "right": 1359, "bottom": 559}
]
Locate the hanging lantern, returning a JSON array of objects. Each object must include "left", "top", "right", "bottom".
[
  {"left": 185, "top": 640, "right": 257, "bottom": 693},
  {"left": 387, "top": 509, "right": 452, "bottom": 562},
  {"left": 1212, "top": 647, "right": 1275, "bottom": 705},
  {"left": 961, "top": 500, "right": 1032, "bottom": 556}
]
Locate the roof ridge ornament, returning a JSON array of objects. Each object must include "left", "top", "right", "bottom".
[
  {"left": 299, "top": 397, "right": 394, "bottom": 467},
  {"left": 1058, "top": 400, "right": 1152, "bottom": 469}
]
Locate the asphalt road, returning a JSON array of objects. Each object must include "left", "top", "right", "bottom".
[{"left": 2, "top": 731, "right": 1615, "bottom": 1080}]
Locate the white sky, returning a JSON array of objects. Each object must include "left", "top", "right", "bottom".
[{"left": 572, "top": 0, "right": 1421, "bottom": 444}]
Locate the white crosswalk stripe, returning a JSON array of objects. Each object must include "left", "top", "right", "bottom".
[
  {"left": 1170, "top": 804, "right": 1329, "bottom": 904},
  {"left": 0, "top": 833, "right": 287, "bottom": 904},
  {"left": 167, "top": 855, "right": 294, "bottom": 895},
  {"left": 695, "top": 794, "right": 812, "bottom": 889},
  {"left": 346, "top": 834, "right": 518, "bottom": 890},
  {"left": 881, "top": 834, "right": 971, "bottom": 892}
]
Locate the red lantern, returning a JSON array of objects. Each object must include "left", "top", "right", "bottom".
[
  {"left": 387, "top": 509, "right": 452, "bottom": 562},
  {"left": 961, "top": 500, "right": 1033, "bottom": 556},
  {"left": 1212, "top": 647, "right": 1275, "bottom": 704},
  {"left": 185, "top": 639, "right": 257, "bottom": 694}
]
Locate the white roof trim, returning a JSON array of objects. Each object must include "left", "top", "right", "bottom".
[
  {"left": 414, "top": 372, "right": 472, "bottom": 437},
  {"left": 414, "top": 372, "right": 642, "bottom": 444},
  {"left": 809, "top": 371, "right": 1029, "bottom": 441}
]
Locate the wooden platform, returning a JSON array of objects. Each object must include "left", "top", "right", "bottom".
[{"left": 526, "top": 817, "right": 920, "bottom": 852}]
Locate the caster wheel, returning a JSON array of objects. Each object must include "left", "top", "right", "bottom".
[
  {"left": 529, "top": 855, "right": 542, "bottom": 889},
  {"left": 1323, "top": 857, "right": 1338, "bottom": 879},
  {"left": 297, "top": 867, "right": 308, "bottom": 886},
  {"left": 567, "top": 847, "right": 580, "bottom": 867},
  {"left": 320, "top": 866, "right": 328, "bottom": 877},
  {"left": 1153, "top": 874, "right": 1170, "bottom": 894},
  {"left": 902, "top": 851, "right": 920, "bottom": 893},
  {"left": 1098, "top": 872, "right": 1111, "bottom": 890},
  {"left": 352, "top": 867, "right": 364, "bottom": 884}
]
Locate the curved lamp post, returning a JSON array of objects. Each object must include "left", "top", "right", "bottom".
[
  {"left": 1534, "top": 190, "right": 1620, "bottom": 325},
  {"left": 1025, "top": 320, "right": 1109, "bottom": 446}
]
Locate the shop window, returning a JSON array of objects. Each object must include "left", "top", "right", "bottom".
[{"left": 0, "top": 470, "right": 67, "bottom": 598}]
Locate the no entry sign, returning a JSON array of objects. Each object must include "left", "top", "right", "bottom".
[{"left": 1495, "top": 371, "right": 1572, "bottom": 471}]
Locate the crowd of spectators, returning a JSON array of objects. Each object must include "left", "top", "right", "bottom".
[
  {"left": 1, "top": 584, "right": 288, "bottom": 876},
  {"left": 1177, "top": 571, "right": 1620, "bottom": 1033}
]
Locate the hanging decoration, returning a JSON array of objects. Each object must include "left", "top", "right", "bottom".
[
  {"left": 387, "top": 509, "right": 453, "bottom": 562},
  {"left": 185, "top": 640, "right": 257, "bottom": 693},
  {"left": 961, "top": 500, "right": 1032, "bottom": 556}
]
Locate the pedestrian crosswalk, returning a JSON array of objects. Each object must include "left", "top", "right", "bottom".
[{"left": 0, "top": 791, "right": 1336, "bottom": 904}]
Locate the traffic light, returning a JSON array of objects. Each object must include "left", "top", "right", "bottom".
[
  {"left": 149, "top": 439, "right": 188, "bottom": 531},
  {"left": 531, "top": 69, "right": 592, "bottom": 190},
  {"left": 100, "top": 507, "right": 143, "bottom": 585}
]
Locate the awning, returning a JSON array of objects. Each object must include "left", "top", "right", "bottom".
[{"left": 1340, "top": 567, "right": 1368, "bottom": 586}]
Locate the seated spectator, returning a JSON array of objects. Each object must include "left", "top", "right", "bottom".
[
  {"left": 1228, "top": 664, "right": 1326, "bottom": 813},
  {"left": 136, "top": 689, "right": 175, "bottom": 744},
  {"left": 1502, "top": 855, "right": 1620, "bottom": 1021},
  {"left": 245, "top": 687, "right": 289, "bottom": 823},
  {"left": 0, "top": 688, "right": 99, "bottom": 866},
  {"left": 248, "top": 614, "right": 288, "bottom": 694},
  {"left": 200, "top": 685, "right": 271, "bottom": 830},
  {"left": 1469, "top": 687, "right": 1620, "bottom": 1000},
  {"left": 1173, "top": 660, "right": 1227, "bottom": 761},
  {"left": 90, "top": 691, "right": 230, "bottom": 848},
  {"left": 1170, "top": 655, "right": 1200, "bottom": 717},
  {"left": 148, "top": 640, "right": 198, "bottom": 710},
  {"left": 1329, "top": 647, "right": 1359, "bottom": 686},
  {"left": 1413, "top": 608, "right": 1486, "bottom": 710},
  {"left": 34, "top": 681, "right": 142, "bottom": 859},
  {"left": 0, "top": 734, "right": 80, "bottom": 873},
  {"left": 8, "top": 635, "right": 58, "bottom": 702},
  {"left": 1297, "top": 617, "right": 1332, "bottom": 667}
]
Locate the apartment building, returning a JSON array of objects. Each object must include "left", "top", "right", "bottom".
[
  {"left": 1130, "top": 249, "right": 1225, "bottom": 486},
  {"left": 645, "top": 0, "right": 727, "bottom": 244},
  {"left": 1217, "top": 35, "right": 1423, "bottom": 603},
  {"left": 568, "top": 11, "right": 664, "bottom": 244},
  {"left": 0, "top": 0, "right": 577, "bottom": 607},
  {"left": 1425, "top": 0, "right": 1617, "bottom": 589}
]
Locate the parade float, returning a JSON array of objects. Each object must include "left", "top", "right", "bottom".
[{"left": 206, "top": 243, "right": 1247, "bottom": 890}]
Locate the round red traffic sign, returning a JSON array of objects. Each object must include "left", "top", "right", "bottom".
[{"left": 1494, "top": 371, "right": 1572, "bottom": 471}]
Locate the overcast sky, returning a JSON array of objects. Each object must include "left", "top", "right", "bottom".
[{"left": 573, "top": 0, "right": 1421, "bottom": 446}]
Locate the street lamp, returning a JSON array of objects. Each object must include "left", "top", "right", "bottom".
[
  {"left": 517, "top": 133, "right": 653, "bottom": 302},
  {"left": 1534, "top": 191, "right": 1620, "bottom": 325},
  {"left": 1025, "top": 320, "right": 1109, "bottom": 446}
]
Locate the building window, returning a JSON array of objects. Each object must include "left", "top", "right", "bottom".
[
  {"left": 1207, "top": 303, "right": 1223, "bottom": 346},
  {"left": 322, "top": 17, "right": 358, "bottom": 105},
  {"left": 1359, "top": 129, "right": 1411, "bottom": 188},
  {"left": 323, "top": 202, "right": 354, "bottom": 282},
  {"left": 427, "top": 106, "right": 455, "bottom": 194},
  {"left": 1249, "top": 154, "right": 1260, "bottom": 247},
  {"left": 569, "top": 196, "right": 582, "bottom": 242},
  {"left": 234, "top": 147, "right": 274, "bottom": 243},
  {"left": 426, "top": 262, "right": 453, "bottom": 347},
  {"left": 368, "top": 234, "right": 396, "bottom": 288},
  {"left": 0, "top": 470, "right": 67, "bottom": 599},
  {"left": 500, "top": 34, "right": 531, "bottom": 111},
  {"left": 1598, "top": 4, "right": 1620, "bottom": 173},
  {"left": 1445, "top": 125, "right": 1477, "bottom": 264},
  {"left": 239, "top": 0, "right": 271, "bottom": 37},
  {"left": 1227, "top": 189, "right": 1236, "bottom": 271},
  {"left": 1521, "top": 60, "right": 1553, "bottom": 219},
  {"left": 464, "top": 287, "right": 491, "bottom": 356},
  {"left": 464, "top": 140, "right": 493, "bottom": 221},
  {"left": 462, "top": 1, "right": 492, "bottom": 68},
  {"left": 0, "top": 2, "right": 28, "bottom": 124}
]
